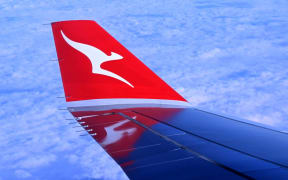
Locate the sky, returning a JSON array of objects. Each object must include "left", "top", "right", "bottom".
[{"left": 1, "top": 0, "right": 288, "bottom": 179}]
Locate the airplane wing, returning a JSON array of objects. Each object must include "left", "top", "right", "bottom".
[{"left": 51, "top": 20, "right": 288, "bottom": 180}]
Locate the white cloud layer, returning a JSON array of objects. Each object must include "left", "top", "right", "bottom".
[{"left": 0, "top": 0, "right": 288, "bottom": 179}]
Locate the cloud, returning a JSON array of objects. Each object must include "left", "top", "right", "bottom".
[
  {"left": 14, "top": 170, "right": 32, "bottom": 179},
  {"left": 199, "top": 48, "right": 223, "bottom": 59},
  {"left": 17, "top": 154, "right": 57, "bottom": 169},
  {"left": 247, "top": 112, "right": 283, "bottom": 126}
]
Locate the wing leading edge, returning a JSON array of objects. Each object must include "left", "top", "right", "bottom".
[{"left": 51, "top": 20, "right": 288, "bottom": 179}]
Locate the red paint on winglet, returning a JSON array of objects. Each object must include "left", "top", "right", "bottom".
[{"left": 51, "top": 20, "right": 186, "bottom": 102}]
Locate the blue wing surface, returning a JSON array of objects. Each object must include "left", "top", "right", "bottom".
[{"left": 70, "top": 107, "right": 288, "bottom": 179}]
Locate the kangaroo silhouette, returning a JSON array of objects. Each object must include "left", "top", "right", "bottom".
[
  {"left": 61, "top": 30, "right": 134, "bottom": 88},
  {"left": 101, "top": 117, "right": 137, "bottom": 147}
]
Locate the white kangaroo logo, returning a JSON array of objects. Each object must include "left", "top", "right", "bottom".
[
  {"left": 101, "top": 117, "right": 136, "bottom": 147},
  {"left": 61, "top": 30, "right": 134, "bottom": 88}
]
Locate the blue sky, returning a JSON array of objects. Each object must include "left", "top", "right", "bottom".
[{"left": 1, "top": 0, "right": 288, "bottom": 179}]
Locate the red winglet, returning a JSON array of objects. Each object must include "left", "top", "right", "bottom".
[{"left": 52, "top": 20, "right": 187, "bottom": 107}]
